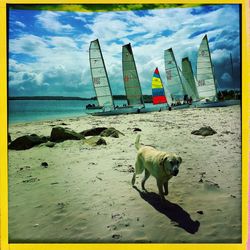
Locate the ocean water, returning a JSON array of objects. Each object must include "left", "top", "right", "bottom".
[{"left": 8, "top": 99, "right": 129, "bottom": 124}]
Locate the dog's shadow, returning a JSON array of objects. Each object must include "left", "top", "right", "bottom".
[{"left": 133, "top": 186, "right": 200, "bottom": 234}]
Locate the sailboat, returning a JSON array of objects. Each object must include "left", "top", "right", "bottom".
[
  {"left": 88, "top": 39, "right": 114, "bottom": 110},
  {"left": 191, "top": 34, "right": 240, "bottom": 108},
  {"left": 164, "top": 48, "right": 186, "bottom": 103},
  {"left": 195, "top": 34, "right": 217, "bottom": 101},
  {"left": 152, "top": 67, "right": 167, "bottom": 104},
  {"left": 164, "top": 48, "right": 194, "bottom": 109},
  {"left": 122, "top": 43, "right": 144, "bottom": 107},
  {"left": 181, "top": 57, "right": 199, "bottom": 100}
]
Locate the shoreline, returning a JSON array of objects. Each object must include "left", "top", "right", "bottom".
[{"left": 8, "top": 105, "right": 241, "bottom": 243}]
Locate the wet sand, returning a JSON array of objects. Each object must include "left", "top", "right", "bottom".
[{"left": 8, "top": 105, "right": 241, "bottom": 243}]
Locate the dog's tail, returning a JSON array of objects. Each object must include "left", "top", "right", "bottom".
[{"left": 135, "top": 134, "right": 141, "bottom": 150}]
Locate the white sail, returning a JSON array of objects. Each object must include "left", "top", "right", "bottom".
[
  {"left": 164, "top": 48, "right": 186, "bottom": 101},
  {"left": 178, "top": 66, "right": 197, "bottom": 100},
  {"left": 89, "top": 39, "right": 114, "bottom": 108},
  {"left": 122, "top": 43, "right": 144, "bottom": 106},
  {"left": 181, "top": 57, "right": 199, "bottom": 100},
  {"left": 196, "top": 35, "right": 217, "bottom": 100}
]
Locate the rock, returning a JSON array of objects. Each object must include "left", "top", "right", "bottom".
[
  {"left": 8, "top": 133, "right": 11, "bottom": 143},
  {"left": 80, "top": 127, "right": 107, "bottom": 136},
  {"left": 9, "top": 134, "right": 48, "bottom": 150},
  {"left": 44, "top": 142, "right": 56, "bottom": 148},
  {"left": 191, "top": 126, "right": 217, "bottom": 136},
  {"left": 84, "top": 136, "right": 107, "bottom": 146},
  {"left": 133, "top": 128, "right": 142, "bottom": 132},
  {"left": 100, "top": 127, "right": 124, "bottom": 138},
  {"left": 41, "top": 162, "right": 48, "bottom": 168},
  {"left": 197, "top": 210, "right": 204, "bottom": 215},
  {"left": 50, "top": 127, "right": 84, "bottom": 142}
]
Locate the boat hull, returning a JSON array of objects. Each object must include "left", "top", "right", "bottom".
[{"left": 191, "top": 99, "right": 240, "bottom": 108}]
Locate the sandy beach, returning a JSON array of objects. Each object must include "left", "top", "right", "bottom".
[{"left": 8, "top": 105, "right": 241, "bottom": 243}]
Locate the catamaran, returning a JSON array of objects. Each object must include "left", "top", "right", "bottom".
[
  {"left": 91, "top": 43, "right": 146, "bottom": 116},
  {"left": 88, "top": 39, "right": 114, "bottom": 110},
  {"left": 191, "top": 34, "right": 240, "bottom": 108}
]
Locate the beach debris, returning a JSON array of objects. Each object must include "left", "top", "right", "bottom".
[
  {"left": 133, "top": 128, "right": 142, "bottom": 132},
  {"left": 51, "top": 182, "right": 59, "bottom": 185},
  {"left": 191, "top": 126, "right": 217, "bottom": 136},
  {"left": 112, "top": 234, "right": 121, "bottom": 239},
  {"left": 9, "top": 134, "right": 48, "bottom": 150},
  {"left": 41, "top": 162, "right": 48, "bottom": 168},
  {"left": 100, "top": 127, "right": 124, "bottom": 138},
  {"left": 22, "top": 177, "right": 40, "bottom": 183},
  {"left": 33, "top": 224, "right": 39, "bottom": 227},
  {"left": 96, "top": 176, "right": 103, "bottom": 181},
  {"left": 50, "top": 127, "right": 84, "bottom": 142},
  {"left": 84, "top": 136, "right": 107, "bottom": 146},
  {"left": 204, "top": 180, "right": 220, "bottom": 190},
  {"left": 230, "top": 195, "right": 236, "bottom": 198},
  {"left": 80, "top": 127, "right": 107, "bottom": 136},
  {"left": 8, "top": 133, "right": 11, "bottom": 143},
  {"left": 197, "top": 211, "right": 204, "bottom": 215},
  {"left": 44, "top": 142, "right": 56, "bottom": 148}
]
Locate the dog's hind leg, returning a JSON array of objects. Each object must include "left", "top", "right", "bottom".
[{"left": 141, "top": 168, "right": 150, "bottom": 191}]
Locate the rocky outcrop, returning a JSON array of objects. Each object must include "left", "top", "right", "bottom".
[
  {"left": 191, "top": 126, "right": 217, "bottom": 136},
  {"left": 50, "top": 127, "right": 84, "bottom": 142},
  {"left": 80, "top": 127, "right": 107, "bottom": 137},
  {"left": 84, "top": 136, "right": 107, "bottom": 146},
  {"left": 100, "top": 127, "right": 124, "bottom": 138},
  {"left": 9, "top": 134, "right": 48, "bottom": 150}
]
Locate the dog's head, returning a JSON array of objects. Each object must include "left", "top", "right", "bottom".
[{"left": 160, "top": 154, "right": 182, "bottom": 177}]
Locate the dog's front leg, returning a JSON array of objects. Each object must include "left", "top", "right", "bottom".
[
  {"left": 163, "top": 181, "right": 169, "bottom": 196},
  {"left": 156, "top": 180, "right": 165, "bottom": 200}
]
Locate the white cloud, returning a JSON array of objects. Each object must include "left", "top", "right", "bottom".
[
  {"left": 9, "top": 5, "right": 240, "bottom": 96},
  {"left": 15, "top": 21, "right": 26, "bottom": 28},
  {"left": 36, "top": 11, "right": 73, "bottom": 33}
]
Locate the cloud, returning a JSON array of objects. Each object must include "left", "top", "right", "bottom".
[
  {"left": 36, "top": 11, "right": 73, "bottom": 32},
  {"left": 8, "top": 5, "right": 241, "bottom": 97},
  {"left": 15, "top": 21, "right": 26, "bottom": 28},
  {"left": 221, "top": 72, "right": 232, "bottom": 82}
]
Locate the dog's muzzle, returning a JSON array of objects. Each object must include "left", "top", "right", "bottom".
[{"left": 172, "top": 169, "right": 179, "bottom": 176}]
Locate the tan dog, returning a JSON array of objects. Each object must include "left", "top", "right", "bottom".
[{"left": 132, "top": 135, "right": 182, "bottom": 199}]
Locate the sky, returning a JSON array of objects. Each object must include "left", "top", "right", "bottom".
[{"left": 8, "top": 4, "right": 241, "bottom": 98}]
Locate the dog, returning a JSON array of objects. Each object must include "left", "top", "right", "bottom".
[{"left": 132, "top": 135, "right": 182, "bottom": 199}]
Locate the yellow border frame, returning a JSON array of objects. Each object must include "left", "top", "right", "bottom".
[{"left": 0, "top": 1, "right": 249, "bottom": 249}]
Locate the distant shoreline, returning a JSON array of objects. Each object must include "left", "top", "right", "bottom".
[{"left": 8, "top": 95, "right": 154, "bottom": 102}]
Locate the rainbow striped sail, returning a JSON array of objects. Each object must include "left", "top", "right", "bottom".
[{"left": 152, "top": 67, "right": 167, "bottom": 105}]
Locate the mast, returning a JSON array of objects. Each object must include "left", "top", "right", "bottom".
[
  {"left": 89, "top": 39, "right": 114, "bottom": 108},
  {"left": 122, "top": 43, "right": 144, "bottom": 107}
]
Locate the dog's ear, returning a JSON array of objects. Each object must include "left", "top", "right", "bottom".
[
  {"left": 159, "top": 155, "right": 168, "bottom": 168},
  {"left": 177, "top": 156, "right": 182, "bottom": 164}
]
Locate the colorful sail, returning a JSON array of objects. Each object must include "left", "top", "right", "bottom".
[
  {"left": 152, "top": 67, "right": 167, "bottom": 105},
  {"left": 122, "top": 43, "right": 144, "bottom": 106},
  {"left": 89, "top": 39, "right": 114, "bottom": 108},
  {"left": 196, "top": 34, "right": 217, "bottom": 100},
  {"left": 164, "top": 48, "right": 186, "bottom": 101},
  {"left": 181, "top": 57, "right": 199, "bottom": 100}
]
